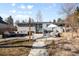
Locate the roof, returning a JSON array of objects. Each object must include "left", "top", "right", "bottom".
[
  {"left": 0, "top": 19, "right": 16, "bottom": 33},
  {"left": 16, "top": 22, "right": 52, "bottom": 27},
  {"left": 0, "top": 23, "right": 17, "bottom": 34},
  {"left": 0, "top": 19, "right": 8, "bottom": 24}
]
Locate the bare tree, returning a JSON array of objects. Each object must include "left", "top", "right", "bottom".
[
  {"left": 22, "top": 20, "right": 26, "bottom": 23},
  {"left": 5, "top": 16, "right": 14, "bottom": 25},
  {"left": 15, "top": 20, "right": 20, "bottom": 24},
  {"left": 61, "top": 3, "right": 76, "bottom": 15},
  {"left": 61, "top": 4, "right": 77, "bottom": 27},
  {"left": 61, "top": 3, "right": 77, "bottom": 38},
  {"left": 36, "top": 10, "right": 43, "bottom": 22},
  {"left": 53, "top": 19, "right": 56, "bottom": 24}
]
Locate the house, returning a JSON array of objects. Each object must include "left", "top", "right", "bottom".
[
  {"left": 0, "top": 18, "right": 17, "bottom": 35},
  {"left": 16, "top": 21, "right": 65, "bottom": 38},
  {"left": 16, "top": 22, "right": 53, "bottom": 34}
]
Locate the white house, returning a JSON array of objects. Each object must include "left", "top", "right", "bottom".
[{"left": 16, "top": 22, "right": 52, "bottom": 34}]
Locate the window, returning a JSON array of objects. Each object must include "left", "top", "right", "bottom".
[
  {"left": 47, "top": 24, "right": 49, "bottom": 27},
  {"left": 39, "top": 24, "right": 42, "bottom": 28}
]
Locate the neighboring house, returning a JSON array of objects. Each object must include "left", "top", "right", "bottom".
[
  {"left": 16, "top": 22, "right": 52, "bottom": 34},
  {"left": 0, "top": 18, "right": 17, "bottom": 34}
]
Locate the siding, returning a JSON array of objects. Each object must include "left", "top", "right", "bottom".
[{"left": 17, "top": 27, "right": 36, "bottom": 34}]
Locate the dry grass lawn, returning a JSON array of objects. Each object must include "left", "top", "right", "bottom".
[
  {"left": 0, "top": 39, "right": 34, "bottom": 56},
  {"left": 47, "top": 32, "right": 79, "bottom": 56}
]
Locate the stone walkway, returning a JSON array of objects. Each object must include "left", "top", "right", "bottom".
[
  {"left": 28, "top": 38, "right": 48, "bottom": 56},
  {"left": 28, "top": 37, "right": 62, "bottom": 56}
]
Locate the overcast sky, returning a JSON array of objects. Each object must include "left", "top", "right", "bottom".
[{"left": 0, "top": 3, "right": 71, "bottom": 22}]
